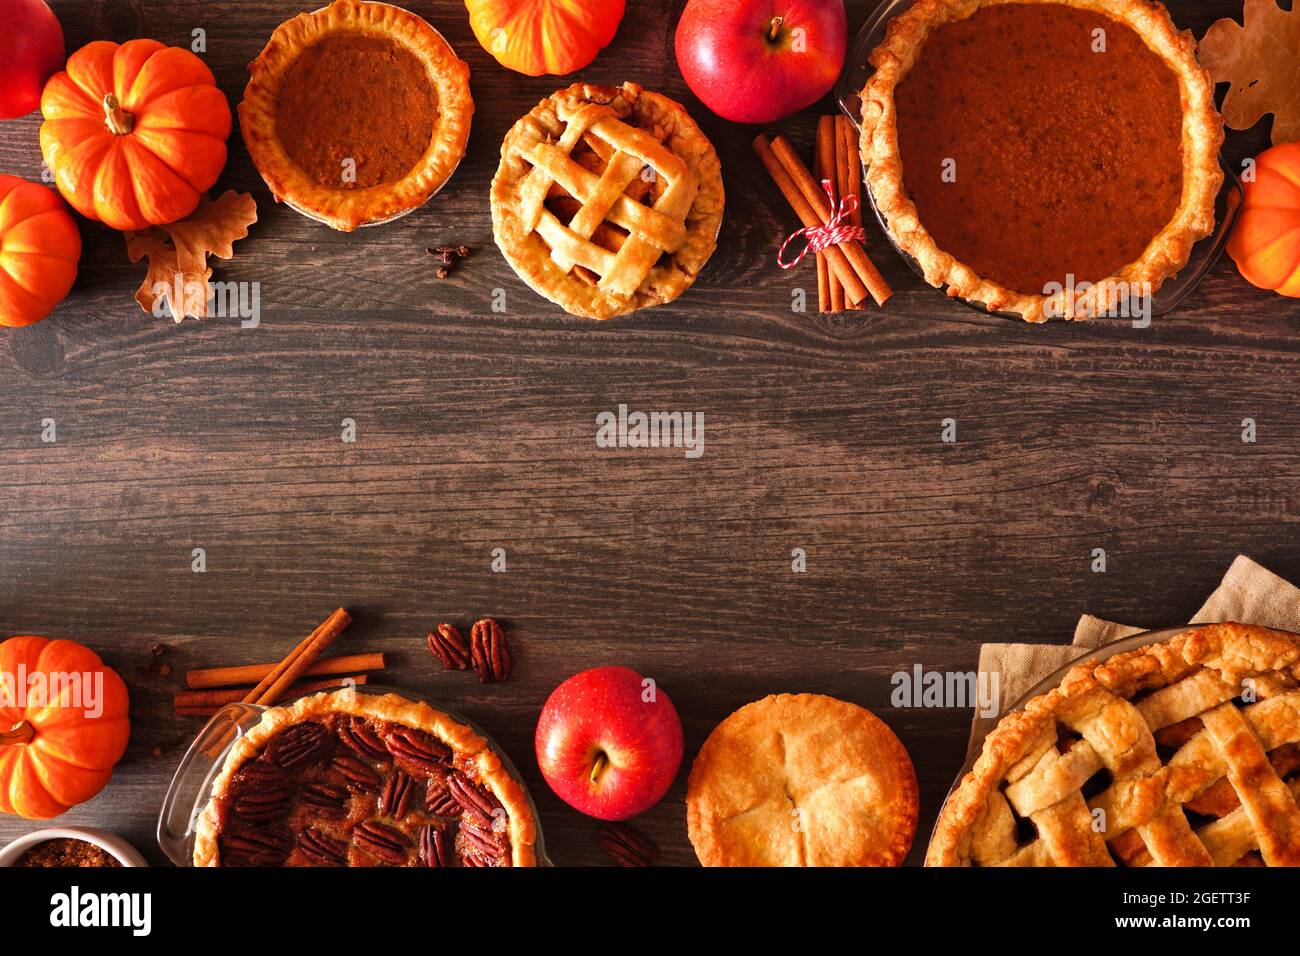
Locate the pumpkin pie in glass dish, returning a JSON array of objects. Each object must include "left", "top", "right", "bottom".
[
  {"left": 491, "top": 81, "right": 725, "bottom": 319},
  {"left": 239, "top": 0, "right": 472, "bottom": 231},
  {"left": 859, "top": 0, "right": 1224, "bottom": 323},
  {"left": 191, "top": 690, "right": 538, "bottom": 867}
]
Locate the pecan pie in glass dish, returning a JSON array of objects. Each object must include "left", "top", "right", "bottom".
[
  {"left": 190, "top": 690, "right": 538, "bottom": 867},
  {"left": 239, "top": 0, "right": 473, "bottom": 231},
  {"left": 927, "top": 623, "right": 1300, "bottom": 867},
  {"left": 859, "top": 0, "right": 1224, "bottom": 322},
  {"left": 490, "top": 81, "right": 725, "bottom": 319}
]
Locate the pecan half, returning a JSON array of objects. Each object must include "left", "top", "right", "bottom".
[
  {"left": 298, "top": 827, "right": 348, "bottom": 866},
  {"left": 419, "top": 824, "right": 453, "bottom": 867},
  {"left": 232, "top": 783, "right": 292, "bottom": 823},
  {"left": 385, "top": 725, "right": 451, "bottom": 773},
  {"left": 238, "top": 759, "right": 289, "bottom": 788},
  {"left": 462, "top": 822, "right": 505, "bottom": 860},
  {"left": 426, "top": 777, "right": 462, "bottom": 817},
  {"left": 598, "top": 822, "right": 658, "bottom": 867},
  {"left": 470, "top": 618, "right": 510, "bottom": 682},
  {"left": 352, "top": 821, "right": 410, "bottom": 865},
  {"left": 220, "top": 829, "right": 291, "bottom": 866},
  {"left": 338, "top": 716, "right": 389, "bottom": 761},
  {"left": 332, "top": 752, "right": 383, "bottom": 793},
  {"left": 447, "top": 772, "right": 497, "bottom": 826},
  {"left": 268, "top": 722, "right": 335, "bottom": 772},
  {"left": 427, "top": 623, "right": 470, "bottom": 670},
  {"left": 299, "top": 782, "right": 349, "bottom": 819},
  {"left": 379, "top": 770, "right": 414, "bottom": 820}
]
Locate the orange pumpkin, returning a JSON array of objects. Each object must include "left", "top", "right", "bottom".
[
  {"left": 39, "top": 39, "right": 232, "bottom": 231},
  {"left": 466, "top": 0, "right": 625, "bottom": 76},
  {"left": 1229, "top": 142, "right": 1300, "bottom": 297},
  {"left": 0, "top": 174, "right": 81, "bottom": 327},
  {"left": 0, "top": 636, "right": 130, "bottom": 819}
]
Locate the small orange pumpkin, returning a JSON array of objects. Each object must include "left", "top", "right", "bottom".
[
  {"left": 465, "top": 0, "right": 625, "bottom": 76},
  {"left": 0, "top": 636, "right": 130, "bottom": 819},
  {"left": 0, "top": 174, "right": 81, "bottom": 327},
  {"left": 1228, "top": 142, "right": 1300, "bottom": 297},
  {"left": 39, "top": 39, "right": 232, "bottom": 231}
]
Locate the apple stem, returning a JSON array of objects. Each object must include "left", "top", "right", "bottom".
[
  {"left": 102, "top": 93, "right": 135, "bottom": 136},
  {"left": 767, "top": 15, "right": 784, "bottom": 42},
  {"left": 0, "top": 720, "right": 34, "bottom": 746},
  {"left": 590, "top": 751, "right": 609, "bottom": 785}
]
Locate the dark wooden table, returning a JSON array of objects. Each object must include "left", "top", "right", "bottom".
[{"left": 1, "top": 0, "right": 1297, "bottom": 867}]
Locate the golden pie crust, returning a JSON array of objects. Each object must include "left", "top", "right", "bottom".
[
  {"left": 239, "top": 0, "right": 472, "bottom": 231},
  {"left": 686, "top": 693, "right": 918, "bottom": 866},
  {"left": 490, "top": 81, "right": 725, "bottom": 319},
  {"left": 928, "top": 623, "right": 1300, "bottom": 867},
  {"left": 193, "top": 690, "right": 537, "bottom": 866},
  {"left": 860, "top": 0, "right": 1224, "bottom": 322}
]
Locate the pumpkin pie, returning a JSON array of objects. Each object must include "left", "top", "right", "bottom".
[
  {"left": 193, "top": 690, "right": 538, "bottom": 866},
  {"left": 686, "top": 693, "right": 918, "bottom": 866},
  {"left": 490, "top": 81, "right": 725, "bottom": 319},
  {"left": 860, "top": 0, "right": 1224, "bottom": 322},
  {"left": 239, "top": 0, "right": 472, "bottom": 231}
]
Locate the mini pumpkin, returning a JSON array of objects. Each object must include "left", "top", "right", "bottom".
[
  {"left": 0, "top": 173, "right": 81, "bottom": 327},
  {"left": 465, "top": 0, "right": 624, "bottom": 76},
  {"left": 0, "top": 636, "right": 130, "bottom": 819},
  {"left": 1228, "top": 142, "right": 1300, "bottom": 297},
  {"left": 39, "top": 39, "right": 232, "bottom": 231}
]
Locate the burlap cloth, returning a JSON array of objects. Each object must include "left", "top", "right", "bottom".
[{"left": 967, "top": 555, "right": 1300, "bottom": 761}]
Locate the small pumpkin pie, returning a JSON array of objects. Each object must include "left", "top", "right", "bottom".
[
  {"left": 239, "top": 0, "right": 472, "bottom": 231},
  {"left": 860, "top": 0, "right": 1224, "bottom": 322},
  {"left": 686, "top": 693, "right": 918, "bottom": 866}
]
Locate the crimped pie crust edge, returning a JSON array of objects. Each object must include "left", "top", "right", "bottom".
[
  {"left": 859, "top": 0, "right": 1224, "bottom": 323},
  {"left": 192, "top": 689, "right": 538, "bottom": 867}
]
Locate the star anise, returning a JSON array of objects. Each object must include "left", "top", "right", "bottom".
[
  {"left": 427, "top": 623, "right": 471, "bottom": 670},
  {"left": 379, "top": 770, "right": 414, "bottom": 820},
  {"left": 470, "top": 618, "right": 511, "bottom": 682},
  {"left": 298, "top": 827, "right": 348, "bottom": 866},
  {"left": 419, "top": 824, "right": 454, "bottom": 867},
  {"left": 352, "top": 821, "right": 411, "bottom": 865},
  {"left": 220, "top": 829, "right": 291, "bottom": 866},
  {"left": 332, "top": 752, "right": 383, "bottom": 793},
  {"left": 384, "top": 725, "right": 451, "bottom": 772},
  {"left": 268, "top": 722, "right": 335, "bottom": 772},
  {"left": 598, "top": 822, "right": 659, "bottom": 867},
  {"left": 338, "top": 716, "right": 389, "bottom": 761}
]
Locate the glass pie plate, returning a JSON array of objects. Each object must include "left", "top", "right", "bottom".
[
  {"left": 926, "top": 623, "right": 1300, "bottom": 853},
  {"left": 834, "top": 0, "right": 1243, "bottom": 322},
  {"left": 156, "top": 683, "right": 551, "bottom": 866}
]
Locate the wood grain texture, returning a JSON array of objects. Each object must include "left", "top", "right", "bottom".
[{"left": 1, "top": 0, "right": 1298, "bottom": 867}]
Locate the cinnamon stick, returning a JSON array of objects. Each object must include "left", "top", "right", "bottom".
[
  {"left": 815, "top": 116, "right": 840, "bottom": 313},
  {"left": 754, "top": 134, "right": 871, "bottom": 307},
  {"left": 835, "top": 115, "right": 865, "bottom": 311},
  {"left": 241, "top": 607, "right": 351, "bottom": 705},
  {"left": 768, "top": 134, "right": 892, "bottom": 307},
  {"left": 177, "top": 674, "right": 368, "bottom": 715},
  {"left": 186, "top": 652, "right": 384, "bottom": 689}
]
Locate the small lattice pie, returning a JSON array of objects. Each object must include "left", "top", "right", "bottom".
[
  {"left": 491, "top": 82, "right": 724, "bottom": 319},
  {"left": 928, "top": 623, "right": 1300, "bottom": 866}
]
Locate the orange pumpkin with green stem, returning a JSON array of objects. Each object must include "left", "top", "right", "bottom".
[
  {"left": 0, "top": 636, "right": 130, "bottom": 819},
  {"left": 1228, "top": 142, "right": 1300, "bottom": 297},
  {"left": 465, "top": 0, "right": 625, "bottom": 76},
  {"left": 39, "top": 39, "right": 231, "bottom": 231}
]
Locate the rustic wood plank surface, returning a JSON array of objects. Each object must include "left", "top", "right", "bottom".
[{"left": 1, "top": 0, "right": 1297, "bottom": 867}]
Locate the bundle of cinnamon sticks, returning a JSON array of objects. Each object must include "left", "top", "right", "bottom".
[
  {"left": 754, "top": 119, "right": 891, "bottom": 313},
  {"left": 175, "top": 608, "right": 384, "bottom": 717}
]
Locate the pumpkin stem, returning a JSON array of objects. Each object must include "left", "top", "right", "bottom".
[
  {"left": 102, "top": 93, "right": 135, "bottom": 136},
  {"left": 0, "top": 720, "right": 34, "bottom": 746},
  {"left": 767, "top": 16, "right": 784, "bottom": 42}
]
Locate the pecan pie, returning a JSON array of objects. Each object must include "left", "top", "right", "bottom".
[
  {"left": 686, "top": 694, "right": 918, "bottom": 866},
  {"left": 193, "top": 690, "right": 537, "bottom": 866},
  {"left": 490, "top": 81, "right": 725, "bottom": 319},
  {"left": 928, "top": 623, "right": 1300, "bottom": 866},
  {"left": 860, "top": 0, "right": 1223, "bottom": 322},
  {"left": 239, "top": 0, "right": 473, "bottom": 231}
]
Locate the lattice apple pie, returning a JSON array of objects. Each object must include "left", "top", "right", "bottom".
[
  {"left": 491, "top": 81, "right": 725, "bottom": 319},
  {"left": 928, "top": 623, "right": 1300, "bottom": 866}
]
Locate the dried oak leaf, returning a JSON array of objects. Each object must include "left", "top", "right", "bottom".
[
  {"left": 124, "top": 190, "right": 258, "bottom": 322},
  {"left": 1199, "top": 0, "right": 1300, "bottom": 145}
]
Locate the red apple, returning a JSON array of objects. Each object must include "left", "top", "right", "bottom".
[
  {"left": 675, "top": 0, "right": 847, "bottom": 125},
  {"left": 0, "top": 0, "right": 65, "bottom": 121},
  {"left": 535, "top": 665, "right": 683, "bottom": 820}
]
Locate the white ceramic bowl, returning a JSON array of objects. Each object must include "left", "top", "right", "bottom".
[{"left": 0, "top": 827, "right": 148, "bottom": 867}]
